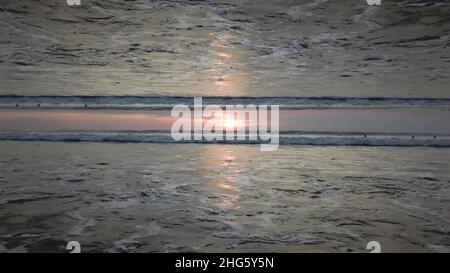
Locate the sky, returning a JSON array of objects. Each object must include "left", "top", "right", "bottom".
[{"left": 1, "top": 108, "right": 449, "bottom": 134}]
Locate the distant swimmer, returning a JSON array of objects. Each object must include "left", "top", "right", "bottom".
[
  {"left": 433, "top": 136, "right": 437, "bottom": 139},
  {"left": 411, "top": 135, "right": 415, "bottom": 139},
  {"left": 364, "top": 134, "right": 367, "bottom": 138},
  {"left": 85, "top": 104, "right": 88, "bottom": 108},
  {"left": 37, "top": 104, "right": 40, "bottom": 108},
  {"left": 15, "top": 104, "right": 19, "bottom": 107}
]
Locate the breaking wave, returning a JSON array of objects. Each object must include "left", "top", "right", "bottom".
[
  {"left": 0, "top": 131, "right": 449, "bottom": 147},
  {"left": 0, "top": 96, "right": 449, "bottom": 109}
]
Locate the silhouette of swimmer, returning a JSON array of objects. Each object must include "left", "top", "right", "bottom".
[
  {"left": 37, "top": 104, "right": 40, "bottom": 108},
  {"left": 85, "top": 104, "right": 88, "bottom": 108},
  {"left": 411, "top": 135, "right": 415, "bottom": 139}
]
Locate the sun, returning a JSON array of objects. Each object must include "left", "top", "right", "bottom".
[
  {"left": 222, "top": 113, "right": 244, "bottom": 130},
  {"left": 204, "top": 111, "right": 245, "bottom": 130},
  {"left": 224, "top": 116, "right": 237, "bottom": 129}
]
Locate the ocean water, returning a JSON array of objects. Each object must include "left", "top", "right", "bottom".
[
  {"left": 0, "top": 0, "right": 449, "bottom": 254},
  {"left": 0, "top": 0, "right": 449, "bottom": 97},
  {"left": 1, "top": 95, "right": 450, "bottom": 109},
  {"left": 0, "top": 142, "right": 449, "bottom": 253},
  {"left": 1, "top": 107, "right": 450, "bottom": 146},
  {"left": 0, "top": 132, "right": 449, "bottom": 147}
]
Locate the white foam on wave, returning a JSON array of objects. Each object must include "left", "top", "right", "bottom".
[
  {"left": 1, "top": 96, "right": 449, "bottom": 109},
  {"left": 0, "top": 131, "right": 449, "bottom": 147},
  {"left": 66, "top": 210, "right": 95, "bottom": 236}
]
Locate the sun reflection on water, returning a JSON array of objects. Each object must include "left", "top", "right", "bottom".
[
  {"left": 206, "top": 32, "right": 248, "bottom": 95},
  {"left": 199, "top": 146, "right": 248, "bottom": 211}
]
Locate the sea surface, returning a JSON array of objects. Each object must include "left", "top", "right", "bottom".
[
  {"left": 0, "top": 0, "right": 449, "bottom": 97},
  {"left": 0, "top": 0, "right": 449, "bottom": 253},
  {"left": 0, "top": 142, "right": 449, "bottom": 253}
]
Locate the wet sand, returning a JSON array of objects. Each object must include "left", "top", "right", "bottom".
[{"left": 0, "top": 142, "right": 449, "bottom": 252}]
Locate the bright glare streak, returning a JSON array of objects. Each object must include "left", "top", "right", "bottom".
[{"left": 205, "top": 111, "right": 245, "bottom": 130}]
